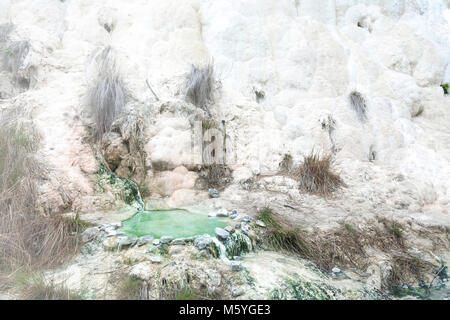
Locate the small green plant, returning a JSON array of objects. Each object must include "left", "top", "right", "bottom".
[
  {"left": 159, "top": 244, "right": 169, "bottom": 256},
  {"left": 381, "top": 219, "right": 404, "bottom": 240},
  {"left": 71, "top": 213, "right": 95, "bottom": 230},
  {"left": 202, "top": 119, "right": 219, "bottom": 131},
  {"left": 344, "top": 224, "right": 355, "bottom": 233},
  {"left": 441, "top": 83, "right": 449, "bottom": 95}
]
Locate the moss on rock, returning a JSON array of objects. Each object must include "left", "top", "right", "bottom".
[
  {"left": 97, "top": 164, "right": 144, "bottom": 210},
  {"left": 269, "top": 277, "right": 342, "bottom": 300}
]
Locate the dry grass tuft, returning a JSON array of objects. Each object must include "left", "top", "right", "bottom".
[
  {"left": 89, "top": 46, "right": 127, "bottom": 140},
  {"left": 185, "top": 64, "right": 215, "bottom": 113},
  {"left": 16, "top": 273, "right": 80, "bottom": 300},
  {"left": 258, "top": 208, "right": 310, "bottom": 256},
  {"left": 258, "top": 208, "right": 437, "bottom": 289},
  {"left": 293, "top": 152, "right": 344, "bottom": 197},
  {"left": 0, "top": 108, "right": 81, "bottom": 279},
  {"left": 387, "top": 255, "right": 434, "bottom": 288},
  {"left": 349, "top": 91, "right": 368, "bottom": 122}
]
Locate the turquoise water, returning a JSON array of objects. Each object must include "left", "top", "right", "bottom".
[{"left": 121, "top": 209, "right": 227, "bottom": 238}]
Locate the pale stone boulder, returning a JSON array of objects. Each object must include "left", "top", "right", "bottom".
[
  {"left": 167, "top": 189, "right": 209, "bottom": 208},
  {"left": 148, "top": 166, "right": 198, "bottom": 197},
  {"left": 145, "top": 118, "right": 195, "bottom": 170}
]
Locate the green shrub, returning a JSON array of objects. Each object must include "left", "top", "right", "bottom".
[{"left": 441, "top": 83, "right": 449, "bottom": 95}]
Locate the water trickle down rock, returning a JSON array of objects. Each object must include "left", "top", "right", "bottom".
[
  {"left": 223, "top": 232, "right": 253, "bottom": 258},
  {"left": 211, "top": 237, "right": 229, "bottom": 261},
  {"left": 97, "top": 164, "right": 145, "bottom": 210}
]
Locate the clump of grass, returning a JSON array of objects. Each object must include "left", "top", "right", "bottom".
[
  {"left": 441, "top": 83, "right": 449, "bottom": 95},
  {"left": 116, "top": 275, "right": 147, "bottom": 300},
  {"left": 344, "top": 223, "right": 355, "bottom": 233},
  {"left": 0, "top": 211, "right": 82, "bottom": 273},
  {"left": 293, "top": 152, "right": 344, "bottom": 197},
  {"left": 89, "top": 46, "right": 127, "bottom": 140},
  {"left": 17, "top": 273, "right": 80, "bottom": 300},
  {"left": 185, "top": 64, "right": 215, "bottom": 113},
  {"left": 201, "top": 118, "right": 218, "bottom": 131},
  {"left": 349, "top": 91, "right": 368, "bottom": 122},
  {"left": 258, "top": 208, "right": 436, "bottom": 290},
  {"left": 258, "top": 208, "right": 310, "bottom": 256},
  {"left": 381, "top": 219, "right": 404, "bottom": 242},
  {"left": 0, "top": 108, "right": 81, "bottom": 277},
  {"left": 387, "top": 255, "right": 434, "bottom": 289},
  {"left": 72, "top": 213, "right": 96, "bottom": 230}
]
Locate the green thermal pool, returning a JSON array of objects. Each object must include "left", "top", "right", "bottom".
[{"left": 121, "top": 209, "right": 227, "bottom": 238}]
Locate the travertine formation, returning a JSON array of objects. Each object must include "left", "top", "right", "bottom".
[
  {"left": 1, "top": 0, "right": 449, "bottom": 245},
  {"left": 2, "top": 0, "right": 450, "bottom": 300}
]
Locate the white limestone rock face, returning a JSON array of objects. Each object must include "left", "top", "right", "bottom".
[
  {"left": 147, "top": 166, "right": 198, "bottom": 197},
  {"left": 146, "top": 118, "right": 195, "bottom": 170},
  {"left": 0, "top": 0, "right": 449, "bottom": 215}
]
